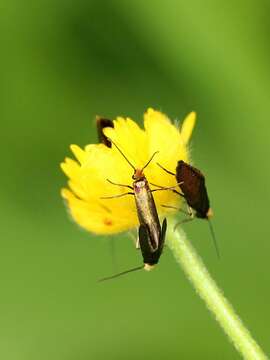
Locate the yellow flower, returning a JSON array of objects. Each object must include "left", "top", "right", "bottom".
[{"left": 60, "top": 108, "right": 196, "bottom": 234}]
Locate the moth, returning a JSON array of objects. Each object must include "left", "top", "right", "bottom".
[
  {"left": 97, "top": 122, "right": 167, "bottom": 281},
  {"left": 176, "top": 160, "right": 213, "bottom": 219},
  {"left": 96, "top": 116, "right": 114, "bottom": 147},
  {"left": 158, "top": 160, "right": 219, "bottom": 257}
]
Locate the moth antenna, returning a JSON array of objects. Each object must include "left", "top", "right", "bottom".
[
  {"left": 157, "top": 163, "right": 175, "bottom": 176},
  {"left": 141, "top": 151, "right": 159, "bottom": 172},
  {"left": 208, "top": 219, "right": 220, "bottom": 259},
  {"left": 98, "top": 265, "right": 144, "bottom": 282},
  {"left": 109, "top": 139, "right": 136, "bottom": 171}
]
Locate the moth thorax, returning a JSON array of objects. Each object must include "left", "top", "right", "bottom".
[{"left": 134, "top": 180, "right": 146, "bottom": 193}]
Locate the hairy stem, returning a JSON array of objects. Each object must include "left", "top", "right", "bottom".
[{"left": 166, "top": 219, "right": 268, "bottom": 360}]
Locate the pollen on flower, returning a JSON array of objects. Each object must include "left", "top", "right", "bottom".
[{"left": 60, "top": 108, "right": 196, "bottom": 235}]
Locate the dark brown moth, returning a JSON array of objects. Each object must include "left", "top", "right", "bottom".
[
  {"left": 158, "top": 160, "right": 219, "bottom": 258},
  {"left": 99, "top": 141, "right": 167, "bottom": 281},
  {"left": 176, "top": 160, "right": 213, "bottom": 219},
  {"left": 96, "top": 116, "right": 114, "bottom": 147}
]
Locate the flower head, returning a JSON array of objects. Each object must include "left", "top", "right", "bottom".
[{"left": 60, "top": 108, "right": 196, "bottom": 234}]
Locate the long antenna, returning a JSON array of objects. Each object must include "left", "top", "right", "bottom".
[
  {"left": 208, "top": 219, "right": 220, "bottom": 259},
  {"left": 98, "top": 265, "right": 144, "bottom": 282},
  {"left": 157, "top": 163, "right": 175, "bottom": 176},
  {"left": 109, "top": 139, "right": 136, "bottom": 171},
  {"left": 141, "top": 151, "right": 159, "bottom": 172}
]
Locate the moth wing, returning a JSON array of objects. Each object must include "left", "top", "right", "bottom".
[
  {"left": 159, "top": 218, "right": 167, "bottom": 252},
  {"left": 139, "top": 224, "right": 160, "bottom": 265},
  {"left": 197, "top": 181, "right": 210, "bottom": 217},
  {"left": 176, "top": 160, "right": 209, "bottom": 213},
  {"left": 96, "top": 117, "right": 114, "bottom": 147}
]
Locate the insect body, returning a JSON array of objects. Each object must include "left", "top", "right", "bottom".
[
  {"left": 132, "top": 169, "right": 167, "bottom": 270},
  {"left": 96, "top": 116, "right": 114, "bottom": 147},
  {"left": 105, "top": 146, "right": 167, "bottom": 269},
  {"left": 99, "top": 141, "right": 167, "bottom": 281},
  {"left": 176, "top": 160, "right": 213, "bottom": 219},
  {"left": 158, "top": 160, "right": 218, "bottom": 258}
]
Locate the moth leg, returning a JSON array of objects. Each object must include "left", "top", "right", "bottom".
[
  {"left": 173, "top": 208, "right": 195, "bottom": 230},
  {"left": 106, "top": 178, "right": 133, "bottom": 190},
  {"left": 150, "top": 186, "right": 184, "bottom": 197},
  {"left": 161, "top": 204, "right": 180, "bottom": 210},
  {"left": 173, "top": 216, "right": 195, "bottom": 231},
  {"left": 162, "top": 201, "right": 194, "bottom": 213},
  {"left": 101, "top": 192, "right": 134, "bottom": 199},
  {"left": 161, "top": 204, "right": 191, "bottom": 216},
  {"left": 149, "top": 182, "right": 184, "bottom": 197},
  {"left": 149, "top": 182, "right": 164, "bottom": 188},
  {"left": 150, "top": 182, "right": 183, "bottom": 189}
]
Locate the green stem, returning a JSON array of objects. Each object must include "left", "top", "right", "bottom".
[{"left": 166, "top": 218, "right": 268, "bottom": 360}]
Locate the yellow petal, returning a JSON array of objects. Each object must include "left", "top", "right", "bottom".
[
  {"left": 143, "top": 108, "right": 188, "bottom": 215},
  {"left": 180, "top": 112, "right": 196, "bottom": 145},
  {"left": 144, "top": 108, "right": 186, "bottom": 168},
  {"left": 60, "top": 158, "right": 80, "bottom": 180},
  {"left": 68, "top": 180, "right": 86, "bottom": 199},
  {"left": 61, "top": 188, "right": 138, "bottom": 234},
  {"left": 103, "top": 117, "right": 148, "bottom": 169},
  {"left": 70, "top": 144, "right": 86, "bottom": 164},
  {"left": 62, "top": 142, "right": 139, "bottom": 233}
]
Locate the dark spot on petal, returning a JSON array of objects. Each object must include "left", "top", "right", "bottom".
[{"left": 104, "top": 218, "right": 113, "bottom": 226}]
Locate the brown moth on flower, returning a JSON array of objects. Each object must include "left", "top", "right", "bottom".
[
  {"left": 96, "top": 116, "right": 114, "bottom": 148},
  {"left": 157, "top": 159, "right": 219, "bottom": 257}
]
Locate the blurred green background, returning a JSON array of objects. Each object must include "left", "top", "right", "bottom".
[{"left": 1, "top": 0, "right": 270, "bottom": 359}]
